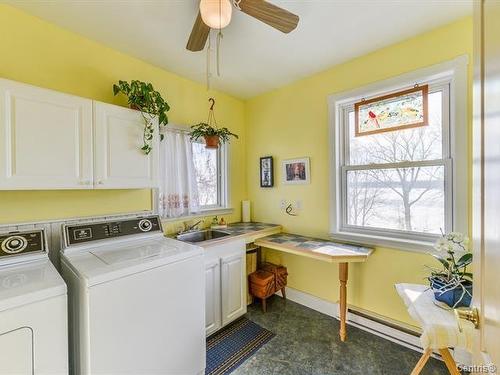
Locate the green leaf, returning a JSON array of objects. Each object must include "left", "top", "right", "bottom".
[
  {"left": 432, "top": 254, "right": 450, "bottom": 269},
  {"left": 112, "top": 79, "right": 171, "bottom": 154},
  {"left": 456, "top": 253, "right": 472, "bottom": 267}
]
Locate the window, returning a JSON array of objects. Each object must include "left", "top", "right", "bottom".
[
  {"left": 157, "top": 126, "right": 230, "bottom": 219},
  {"left": 330, "top": 59, "right": 468, "bottom": 250},
  {"left": 192, "top": 141, "right": 223, "bottom": 208}
]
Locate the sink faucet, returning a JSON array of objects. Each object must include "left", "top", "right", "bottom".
[{"left": 180, "top": 220, "right": 203, "bottom": 234}]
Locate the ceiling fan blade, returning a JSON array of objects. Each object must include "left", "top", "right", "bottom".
[
  {"left": 186, "top": 11, "right": 210, "bottom": 52},
  {"left": 238, "top": 0, "right": 299, "bottom": 33}
]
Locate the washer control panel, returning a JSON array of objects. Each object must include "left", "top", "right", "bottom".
[
  {"left": 0, "top": 230, "right": 46, "bottom": 258},
  {"left": 65, "top": 215, "right": 162, "bottom": 246}
]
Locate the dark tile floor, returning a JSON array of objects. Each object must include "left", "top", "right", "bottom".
[{"left": 232, "top": 296, "right": 448, "bottom": 375}]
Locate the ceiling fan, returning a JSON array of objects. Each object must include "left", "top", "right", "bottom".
[{"left": 186, "top": 0, "right": 300, "bottom": 52}]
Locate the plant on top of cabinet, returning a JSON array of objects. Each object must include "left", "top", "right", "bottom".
[
  {"left": 189, "top": 98, "right": 238, "bottom": 149},
  {"left": 113, "top": 80, "right": 170, "bottom": 154}
]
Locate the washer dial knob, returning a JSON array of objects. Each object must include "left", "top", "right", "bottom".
[
  {"left": 138, "top": 219, "right": 153, "bottom": 232},
  {"left": 1, "top": 235, "right": 28, "bottom": 254}
]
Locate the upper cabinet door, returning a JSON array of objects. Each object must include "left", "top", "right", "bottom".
[
  {"left": 93, "top": 102, "right": 159, "bottom": 189},
  {"left": 0, "top": 79, "right": 93, "bottom": 190}
]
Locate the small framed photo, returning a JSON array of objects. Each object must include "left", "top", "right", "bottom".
[
  {"left": 282, "top": 158, "right": 310, "bottom": 185},
  {"left": 260, "top": 156, "right": 274, "bottom": 188}
]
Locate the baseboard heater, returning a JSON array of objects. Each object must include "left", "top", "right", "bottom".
[
  {"left": 344, "top": 307, "right": 446, "bottom": 361},
  {"left": 344, "top": 308, "right": 426, "bottom": 354}
]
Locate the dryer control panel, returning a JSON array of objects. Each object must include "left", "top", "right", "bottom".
[
  {"left": 0, "top": 230, "right": 46, "bottom": 258},
  {"left": 64, "top": 215, "right": 162, "bottom": 246}
]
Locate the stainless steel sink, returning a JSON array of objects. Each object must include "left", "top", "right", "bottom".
[{"left": 175, "top": 229, "right": 231, "bottom": 243}]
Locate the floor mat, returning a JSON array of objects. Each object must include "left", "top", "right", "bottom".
[{"left": 206, "top": 317, "right": 275, "bottom": 375}]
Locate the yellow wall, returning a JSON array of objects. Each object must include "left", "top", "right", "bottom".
[
  {"left": 0, "top": 4, "right": 246, "bottom": 225},
  {"left": 0, "top": 5, "right": 473, "bottom": 327},
  {"left": 246, "top": 17, "right": 473, "bottom": 326}
]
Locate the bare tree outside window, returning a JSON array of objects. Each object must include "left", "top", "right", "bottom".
[
  {"left": 345, "top": 90, "right": 446, "bottom": 234},
  {"left": 192, "top": 142, "right": 219, "bottom": 206}
]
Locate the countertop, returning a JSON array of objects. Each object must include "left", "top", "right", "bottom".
[
  {"left": 172, "top": 222, "right": 282, "bottom": 247},
  {"left": 255, "top": 233, "right": 373, "bottom": 263}
]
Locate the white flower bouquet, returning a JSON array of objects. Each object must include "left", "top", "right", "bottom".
[{"left": 427, "top": 232, "right": 473, "bottom": 308}]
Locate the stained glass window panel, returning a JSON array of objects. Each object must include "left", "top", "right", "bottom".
[
  {"left": 349, "top": 91, "right": 443, "bottom": 165},
  {"left": 355, "top": 85, "right": 428, "bottom": 137}
]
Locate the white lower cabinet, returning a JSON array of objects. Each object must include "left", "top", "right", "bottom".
[
  {"left": 221, "top": 252, "right": 246, "bottom": 326},
  {"left": 204, "top": 238, "right": 246, "bottom": 336},
  {"left": 204, "top": 259, "right": 222, "bottom": 336}
]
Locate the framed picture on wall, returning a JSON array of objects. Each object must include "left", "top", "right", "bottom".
[
  {"left": 282, "top": 157, "right": 310, "bottom": 185},
  {"left": 260, "top": 156, "right": 274, "bottom": 187}
]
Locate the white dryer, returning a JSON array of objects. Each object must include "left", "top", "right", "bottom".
[
  {"left": 61, "top": 215, "right": 205, "bottom": 375},
  {"left": 0, "top": 229, "right": 68, "bottom": 375}
]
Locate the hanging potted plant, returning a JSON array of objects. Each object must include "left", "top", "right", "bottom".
[
  {"left": 112, "top": 80, "right": 170, "bottom": 154},
  {"left": 189, "top": 98, "right": 238, "bottom": 149},
  {"left": 426, "top": 232, "right": 473, "bottom": 308}
]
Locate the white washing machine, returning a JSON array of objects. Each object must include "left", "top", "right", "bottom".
[
  {"left": 61, "top": 215, "right": 205, "bottom": 375},
  {"left": 0, "top": 228, "right": 68, "bottom": 375}
]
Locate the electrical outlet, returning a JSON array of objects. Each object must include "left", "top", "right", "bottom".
[
  {"left": 295, "top": 200, "right": 303, "bottom": 210},
  {"left": 280, "top": 199, "right": 287, "bottom": 210}
]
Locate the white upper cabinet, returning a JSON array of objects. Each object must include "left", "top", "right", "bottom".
[
  {"left": 0, "top": 79, "right": 93, "bottom": 189},
  {"left": 93, "top": 102, "right": 159, "bottom": 189},
  {"left": 0, "top": 78, "right": 160, "bottom": 190}
]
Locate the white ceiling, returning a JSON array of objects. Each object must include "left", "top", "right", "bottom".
[{"left": 8, "top": 0, "right": 472, "bottom": 99}]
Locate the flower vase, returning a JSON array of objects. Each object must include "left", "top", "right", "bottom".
[{"left": 430, "top": 278, "right": 472, "bottom": 308}]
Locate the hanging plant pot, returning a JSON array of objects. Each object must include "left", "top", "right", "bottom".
[
  {"left": 189, "top": 98, "right": 239, "bottom": 149},
  {"left": 204, "top": 135, "right": 220, "bottom": 149}
]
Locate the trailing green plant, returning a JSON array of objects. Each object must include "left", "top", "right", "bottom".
[
  {"left": 189, "top": 122, "right": 238, "bottom": 144},
  {"left": 113, "top": 80, "right": 170, "bottom": 154},
  {"left": 427, "top": 231, "right": 473, "bottom": 285}
]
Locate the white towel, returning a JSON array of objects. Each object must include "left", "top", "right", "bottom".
[{"left": 395, "top": 283, "right": 474, "bottom": 351}]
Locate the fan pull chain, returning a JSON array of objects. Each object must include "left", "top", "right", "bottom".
[
  {"left": 216, "top": 0, "right": 223, "bottom": 77},
  {"left": 206, "top": 32, "right": 212, "bottom": 90},
  {"left": 216, "top": 31, "right": 223, "bottom": 77}
]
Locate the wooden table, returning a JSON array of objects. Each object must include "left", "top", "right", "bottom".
[{"left": 255, "top": 233, "right": 374, "bottom": 342}]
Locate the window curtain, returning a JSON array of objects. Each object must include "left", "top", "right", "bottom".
[{"left": 158, "top": 128, "right": 200, "bottom": 218}]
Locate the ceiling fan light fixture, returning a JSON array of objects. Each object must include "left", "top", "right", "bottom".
[{"left": 199, "top": 0, "right": 233, "bottom": 29}]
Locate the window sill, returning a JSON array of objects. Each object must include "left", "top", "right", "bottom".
[
  {"left": 160, "top": 208, "right": 234, "bottom": 223},
  {"left": 329, "top": 230, "right": 436, "bottom": 253}
]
